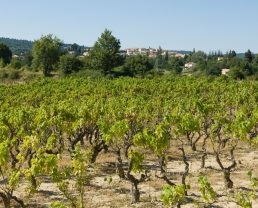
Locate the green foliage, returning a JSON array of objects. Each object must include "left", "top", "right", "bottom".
[
  {"left": 59, "top": 54, "right": 83, "bottom": 74},
  {"left": 128, "top": 150, "right": 144, "bottom": 173},
  {"left": 244, "top": 50, "right": 254, "bottom": 63},
  {"left": 101, "top": 119, "right": 129, "bottom": 144},
  {"left": 154, "top": 46, "right": 163, "bottom": 69},
  {"left": 229, "top": 67, "right": 245, "bottom": 79},
  {"left": 32, "top": 34, "right": 62, "bottom": 76},
  {"left": 182, "top": 49, "right": 258, "bottom": 78},
  {"left": 234, "top": 171, "right": 257, "bottom": 208},
  {"left": 10, "top": 58, "right": 22, "bottom": 69},
  {"left": 88, "top": 29, "right": 123, "bottom": 75},
  {"left": 23, "top": 51, "right": 33, "bottom": 67},
  {"left": 0, "top": 58, "right": 6, "bottom": 68},
  {"left": 205, "top": 60, "right": 222, "bottom": 76},
  {"left": 0, "top": 68, "right": 20, "bottom": 80},
  {"left": 236, "top": 191, "right": 254, "bottom": 208},
  {"left": 50, "top": 143, "right": 91, "bottom": 208},
  {"left": 133, "top": 122, "right": 170, "bottom": 156},
  {"left": 188, "top": 50, "right": 207, "bottom": 63},
  {"left": 69, "top": 43, "right": 84, "bottom": 56},
  {"left": 0, "top": 141, "right": 10, "bottom": 166},
  {"left": 8, "top": 69, "right": 20, "bottom": 79},
  {"left": 167, "top": 56, "right": 184, "bottom": 73},
  {"left": 247, "top": 171, "right": 258, "bottom": 190},
  {"left": 50, "top": 201, "right": 67, "bottom": 208},
  {"left": 123, "top": 55, "right": 153, "bottom": 77},
  {"left": 0, "top": 76, "right": 257, "bottom": 206},
  {"left": 161, "top": 184, "right": 188, "bottom": 207},
  {"left": 227, "top": 50, "right": 237, "bottom": 59},
  {"left": 0, "top": 37, "right": 33, "bottom": 55},
  {"left": 0, "top": 43, "right": 12, "bottom": 64},
  {"left": 0, "top": 69, "right": 8, "bottom": 78},
  {"left": 198, "top": 175, "right": 217, "bottom": 204}
]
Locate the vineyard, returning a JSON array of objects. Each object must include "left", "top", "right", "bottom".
[{"left": 0, "top": 76, "right": 257, "bottom": 208}]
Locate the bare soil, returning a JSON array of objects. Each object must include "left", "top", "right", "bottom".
[{"left": 1, "top": 143, "right": 258, "bottom": 208}]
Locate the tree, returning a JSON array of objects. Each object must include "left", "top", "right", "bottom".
[
  {"left": 227, "top": 50, "right": 237, "bottom": 59},
  {"left": 244, "top": 49, "right": 253, "bottom": 63},
  {"left": 70, "top": 43, "right": 79, "bottom": 52},
  {"left": 0, "top": 59, "right": 5, "bottom": 68},
  {"left": 123, "top": 55, "right": 153, "bottom": 77},
  {"left": 23, "top": 51, "right": 33, "bottom": 67},
  {"left": 252, "top": 55, "right": 258, "bottom": 75},
  {"left": 167, "top": 57, "right": 184, "bottom": 74},
  {"left": 154, "top": 46, "right": 164, "bottom": 69},
  {"left": 0, "top": 43, "right": 12, "bottom": 65},
  {"left": 164, "top": 51, "right": 169, "bottom": 62},
  {"left": 32, "top": 35, "right": 62, "bottom": 76},
  {"left": 59, "top": 54, "right": 83, "bottom": 74},
  {"left": 240, "top": 61, "right": 254, "bottom": 76},
  {"left": 10, "top": 58, "right": 22, "bottom": 69},
  {"left": 88, "top": 29, "right": 122, "bottom": 75},
  {"left": 229, "top": 67, "right": 245, "bottom": 80},
  {"left": 188, "top": 50, "right": 206, "bottom": 63},
  {"left": 70, "top": 43, "right": 82, "bottom": 56},
  {"left": 206, "top": 61, "right": 221, "bottom": 76}
]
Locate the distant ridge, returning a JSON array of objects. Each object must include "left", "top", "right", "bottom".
[
  {"left": 170, "top": 50, "right": 192, "bottom": 55},
  {"left": 0, "top": 37, "right": 88, "bottom": 55},
  {"left": 0, "top": 37, "right": 248, "bottom": 57},
  {"left": 0, "top": 37, "right": 33, "bottom": 54}
]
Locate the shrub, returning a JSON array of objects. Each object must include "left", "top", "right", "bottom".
[
  {"left": 8, "top": 70, "right": 20, "bottom": 79},
  {"left": 59, "top": 54, "right": 83, "bottom": 74},
  {"left": 198, "top": 175, "right": 217, "bottom": 204},
  {"left": 161, "top": 184, "right": 189, "bottom": 207},
  {"left": 10, "top": 59, "right": 22, "bottom": 69},
  {"left": 0, "top": 70, "right": 8, "bottom": 78},
  {"left": 229, "top": 67, "right": 245, "bottom": 80},
  {"left": 0, "top": 58, "right": 6, "bottom": 68}
]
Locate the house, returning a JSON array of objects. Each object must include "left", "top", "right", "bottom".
[
  {"left": 68, "top": 51, "right": 75, "bottom": 55},
  {"left": 12, "top": 55, "right": 19, "bottom": 58},
  {"left": 175, "top": 53, "right": 186, "bottom": 58},
  {"left": 148, "top": 51, "right": 158, "bottom": 58},
  {"left": 138, "top": 48, "right": 148, "bottom": 55},
  {"left": 126, "top": 48, "right": 138, "bottom": 56},
  {"left": 221, "top": 68, "right": 230, "bottom": 75},
  {"left": 119, "top": 50, "right": 126, "bottom": 57},
  {"left": 83, "top": 52, "right": 89, "bottom": 56},
  {"left": 218, "top": 57, "right": 224, "bottom": 61},
  {"left": 149, "top": 48, "right": 157, "bottom": 53},
  {"left": 184, "top": 62, "right": 196, "bottom": 69}
]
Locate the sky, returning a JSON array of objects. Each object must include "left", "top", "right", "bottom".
[{"left": 1, "top": 0, "right": 258, "bottom": 53}]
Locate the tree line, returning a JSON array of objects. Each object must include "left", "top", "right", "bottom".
[{"left": 0, "top": 30, "right": 258, "bottom": 79}]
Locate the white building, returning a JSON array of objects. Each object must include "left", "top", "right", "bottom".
[
  {"left": 184, "top": 62, "right": 196, "bottom": 69},
  {"left": 12, "top": 55, "right": 19, "bottom": 58},
  {"left": 138, "top": 48, "right": 148, "bottom": 55},
  {"left": 221, "top": 68, "right": 230, "bottom": 75},
  {"left": 126, "top": 48, "right": 138, "bottom": 56},
  {"left": 68, "top": 51, "right": 75, "bottom": 55},
  {"left": 175, "top": 53, "right": 186, "bottom": 58},
  {"left": 83, "top": 52, "right": 89, "bottom": 56}
]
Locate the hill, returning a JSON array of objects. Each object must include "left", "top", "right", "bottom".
[
  {"left": 0, "top": 37, "right": 249, "bottom": 58},
  {"left": 0, "top": 37, "right": 33, "bottom": 55},
  {"left": 0, "top": 37, "right": 89, "bottom": 55},
  {"left": 171, "top": 50, "right": 192, "bottom": 55}
]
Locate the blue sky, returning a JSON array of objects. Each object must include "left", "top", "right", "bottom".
[{"left": 1, "top": 0, "right": 258, "bottom": 52}]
